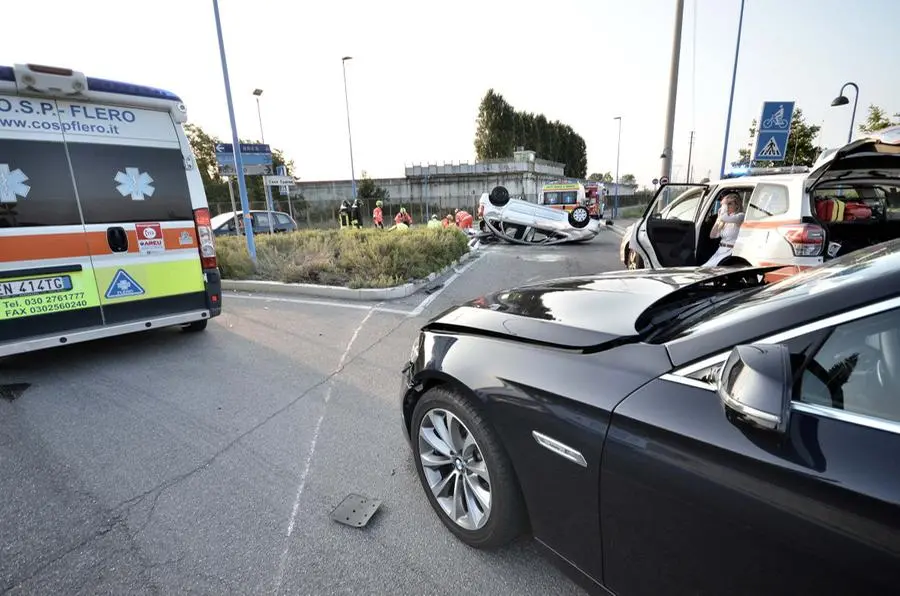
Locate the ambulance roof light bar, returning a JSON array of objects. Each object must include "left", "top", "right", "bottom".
[
  {"left": 724, "top": 165, "right": 810, "bottom": 179},
  {"left": 0, "top": 64, "right": 182, "bottom": 102}
]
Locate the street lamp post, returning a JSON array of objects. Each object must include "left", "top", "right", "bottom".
[
  {"left": 212, "top": 0, "right": 256, "bottom": 262},
  {"left": 831, "top": 82, "right": 860, "bottom": 144},
  {"left": 660, "top": 0, "right": 686, "bottom": 181},
  {"left": 719, "top": 0, "right": 746, "bottom": 179},
  {"left": 341, "top": 56, "right": 357, "bottom": 200},
  {"left": 253, "top": 88, "right": 265, "bottom": 142},
  {"left": 253, "top": 88, "right": 275, "bottom": 233},
  {"left": 614, "top": 116, "right": 622, "bottom": 219}
]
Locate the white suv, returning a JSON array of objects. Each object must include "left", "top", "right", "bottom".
[{"left": 621, "top": 128, "right": 900, "bottom": 280}]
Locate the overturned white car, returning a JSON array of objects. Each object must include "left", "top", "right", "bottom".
[{"left": 477, "top": 186, "right": 606, "bottom": 245}]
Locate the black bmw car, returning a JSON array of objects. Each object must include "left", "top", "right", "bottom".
[{"left": 400, "top": 240, "right": 900, "bottom": 596}]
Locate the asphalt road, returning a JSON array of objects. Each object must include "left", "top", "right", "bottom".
[{"left": 0, "top": 228, "right": 625, "bottom": 595}]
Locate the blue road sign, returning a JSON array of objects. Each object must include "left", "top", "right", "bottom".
[
  {"left": 215, "top": 143, "right": 273, "bottom": 176},
  {"left": 753, "top": 101, "right": 795, "bottom": 162}
]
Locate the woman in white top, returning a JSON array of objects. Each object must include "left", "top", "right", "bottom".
[{"left": 702, "top": 193, "right": 745, "bottom": 267}]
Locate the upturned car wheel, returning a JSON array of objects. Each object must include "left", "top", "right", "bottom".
[
  {"left": 488, "top": 186, "right": 510, "bottom": 207},
  {"left": 411, "top": 387, "right": 527, "bottom": 548},
  {"left": 568, "top": 206, "right": 590, "bottom": 229}
]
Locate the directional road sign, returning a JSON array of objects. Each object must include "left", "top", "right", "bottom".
[
  {"left": 753, "top": 101, "right": 795, "bottom": 162},
  {"left": 264, "top": 175, "right": 294, "bottom": 187},
  {"left": 215, "top": 142, "right": 273, "bottom": 176}
]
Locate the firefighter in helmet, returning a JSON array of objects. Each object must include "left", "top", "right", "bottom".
[
  {"left": 350, "top": 198, "right": 363, "bottom": 228},
  {"left": 338, "top": 200, "right": 351, "bottom": 228}
]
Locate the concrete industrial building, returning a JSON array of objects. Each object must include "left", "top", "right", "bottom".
[{"left": 292, "top": 149, "right": 638, "bottom": 208}]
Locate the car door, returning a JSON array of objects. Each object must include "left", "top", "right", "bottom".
[
  {"left": 59, "top": 99, "right": 207, "bottom": 326},
  {"left": 599, "top": 304, "right": 900, "bottom": 596},
  {"left": 0, "top": 93, "right": 103, "bottom": 348},
  {"left": 252, "top": 211, "right": 273, "bottom": 234},
  {"left": 274, "top": 212, "right": 295, "bottom": 232},
  {"left": 635, "top": 183, "right": 708, "bottom": 268}
]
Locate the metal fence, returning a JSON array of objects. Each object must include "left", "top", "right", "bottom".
[
  {"left": 208, "top": 190, "right": 657, "bottom": 229},
  {"left": 209, "top": 195, "right": 484, "bottom": 228}
]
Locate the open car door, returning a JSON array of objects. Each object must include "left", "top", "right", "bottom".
[{"left": 635, "top": 183, "right": 709, "bottom": 268}]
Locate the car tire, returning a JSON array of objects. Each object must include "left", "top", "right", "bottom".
[
  {"left": 411, "top": 386, "right": 527, "bottom": 549},
  {"left": 182, "top": 320, "right": 208, "bottom": 333},
  {"left": 488, "top": 186, "right": 510, "bottom": 207},
  {"left": 568, "top": 206, "right": 590, "bottom": 229}
]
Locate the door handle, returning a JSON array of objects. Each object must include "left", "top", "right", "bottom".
[{"left": 107, "top": 226, "right": 129, "bottom": 253}]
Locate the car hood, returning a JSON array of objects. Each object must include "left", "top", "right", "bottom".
[{"left": 424, "top": 267, "right": 765, "bottom": 349}]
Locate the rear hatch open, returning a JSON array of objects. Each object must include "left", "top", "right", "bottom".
[{"left": 806, "top": 126, "right": 900, "bottom": 259}]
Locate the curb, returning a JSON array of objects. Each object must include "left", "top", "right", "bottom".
[{"left": 221, "top": 251, "right": 475, "bottom": 302}]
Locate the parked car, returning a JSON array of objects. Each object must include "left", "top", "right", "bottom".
[
  {"left": 478, "top": 186, "right": 607, "bottom": 245},
  {"left": 400, "top": 240, "right": 900, "bottom": 596},
  {"left": 211, "top": 210, "right": 297, "bottom": 236},
  {"left": 621, "top": 126, "right": 900, "bottom": 280}
]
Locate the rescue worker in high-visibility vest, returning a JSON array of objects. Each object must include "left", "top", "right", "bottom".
[
  {"left": 373, "top": 200, "right": 384, "bottom": 229},
  {"left": 395, "top": 207, "right": 413, "bottom": 226},
  {"left": 338, "top": 200, "right": 351, "bottom": 228},
  {"left": 427, "top": 214, "right": 442, "bottom": 229},
  {"left": 454, "top": 208, "right": 474, "bottom": 230},
  {"left": 350, "top": 199, "right": 363, "bottom": 228}
]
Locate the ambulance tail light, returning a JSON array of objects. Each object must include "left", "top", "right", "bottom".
[
  {"left": 778, "top": 223, "right": 825, "bottom": 257},
  {"left": 193, "top": 208, "right": 218, "bottom": 269}
]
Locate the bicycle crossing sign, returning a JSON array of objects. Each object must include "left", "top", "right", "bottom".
[{"left": 753, "top": 101, "right": 795, "bottom": 162}]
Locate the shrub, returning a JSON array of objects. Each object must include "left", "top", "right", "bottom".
[{"left": 216, "top": 227, "right": 470, "bottom": 288}]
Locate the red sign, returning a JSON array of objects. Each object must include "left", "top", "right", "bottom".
[{"left": 135, "top": 223, "right": 165, "bottom": 255}]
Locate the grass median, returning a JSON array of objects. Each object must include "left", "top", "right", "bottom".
[{"left": 216, "top": 227, "right": 471, "bottom": 289}]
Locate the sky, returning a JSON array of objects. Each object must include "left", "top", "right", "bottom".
[{"left": 3, "top": 0, "right": 898, "bottom": 188}]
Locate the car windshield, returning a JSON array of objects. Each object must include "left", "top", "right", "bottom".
[
  {"left": 635, "top": 270, "right": 771, "bottom": 339},
  {"left": 544, "top": 191, "right": 578, "bottom": 205}
]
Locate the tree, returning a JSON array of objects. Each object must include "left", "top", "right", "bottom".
[
  {"left": 184, "top": 122, "right": 295, "bottom": 212},
  {"left": 859, "top": 104, "right": 899, "bottom": 134},
  {"left": 588, "top": 172, "right": 614, "bottom": 183},
  {"left": 736, "top": 107, "right": 821, "bottom": 167},
  {"left": 474, "top": 89, "right": 588, "bottom": 178},
  {"left": 357, "top": 172, "right": 390, "bottom": 200},
  {"left": 619, "top": 174, "right": 637, "bottom": 186}
]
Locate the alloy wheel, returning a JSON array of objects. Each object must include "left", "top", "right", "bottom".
[{"left": 417, "top": 408, "right": 492, "bottom": 531}]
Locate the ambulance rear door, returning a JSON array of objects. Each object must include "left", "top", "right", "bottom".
[
  {"left": 0, "top": 82, "right": 103, "bottom": 349},
  {"left": 56, "top": 95, "right": 207, "bottom": 325}
]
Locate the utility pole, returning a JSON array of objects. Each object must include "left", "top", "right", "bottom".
[
  {"left": 660, "top": 0, "right": 686, "bottom": 181},
  {"left": 686, "top": 130, "right": 695, "bottom": 182},
  {"left": 719, "top": 0, "right": 746, "bottom": 179},
  {"left": 614, "top": 116, "right": 622, "bottom": 219}
]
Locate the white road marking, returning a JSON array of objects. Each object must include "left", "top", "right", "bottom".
[
  {"left": 226, "top": 293, "right": 412, "bottom": 316},
  {"left": 229, "top": 252, "right": 484, "bottom": 321},
  {"left": 272, "top": 307, "right": 376, "bottom": 593},
  {"left": 408, "top": 255, "right": 483, "bottom": 317}
]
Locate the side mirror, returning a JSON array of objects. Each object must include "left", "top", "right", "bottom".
[{"left": 717, "top": 344, "right": 792, "bottom": 434}]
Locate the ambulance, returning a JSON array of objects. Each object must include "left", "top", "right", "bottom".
[{"left": 0, "top": 64, "right": 222, "bottom": 357}]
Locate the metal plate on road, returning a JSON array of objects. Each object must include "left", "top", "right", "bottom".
[
  {"left": 330, "top": 493, "right": 382, "bottom": 528},
  {"left": 0, "top": 383, "right": 30, "bottom": 401}
]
